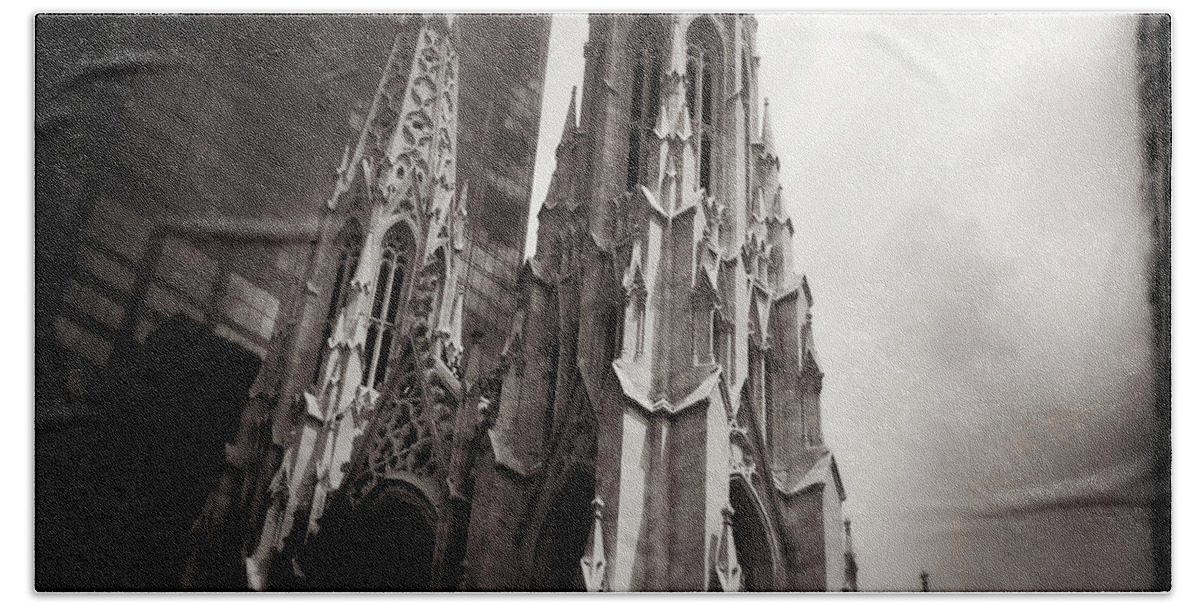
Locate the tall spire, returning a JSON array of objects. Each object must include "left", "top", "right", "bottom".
[
  {"left": 243, "top": 16, "right": 465, "bottom": 588},
  {"left": 543, "top": 86, "right": 584, "bottom": 210},
  {"left": 562, "top": 85, "right": 578, "bottom": 138},
  {"left": 760, "top": 98, "right": 778, "bottom": 159}
]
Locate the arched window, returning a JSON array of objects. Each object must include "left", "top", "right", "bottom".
[
  {"left": 363, "top": 228, "right": 412, "bottom": 389},
  {"left": 531, "top": 470, "right": 596, "bottom": 590},
  {"left": 633, "top": 290, "right": 648, "bottom": 357},
  {"left": 749, "top": 344, "right": 770, "bottom": 429},
  {"left": 304, "top": 482, "right": 437, "bottom": 590},
  {"left": 314, "top": 222, "right": 362, "bottom": 384},
  {"left": 626, "top": 17, "right": 665, "bottom": 191},
  {"left": 687, "top": 18, "right": 722, "bottom": 192},
  {"left": 729, "top": 480, "right": 776, "bottom": 591}
]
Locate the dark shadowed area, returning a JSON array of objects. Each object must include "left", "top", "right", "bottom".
[{"left": 35, "top": 14, "right": 551, "bottom": 590}]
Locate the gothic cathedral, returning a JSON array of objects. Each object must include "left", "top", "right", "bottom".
[{"left": 187, "top": 14, "right": 857, "bottom": 592}]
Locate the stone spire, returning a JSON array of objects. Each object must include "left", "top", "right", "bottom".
[
  {"left": 543, "top": 86, "right": 584, "bottom": 211},
  {"left": 760, "top": 97, "right": 778, "bottom": 160},
  {"left": 748, "top": 97, "right": 794, "bottom": 286},
  {"left": 245, "top": 16, "right": 464, "bottom": 589},
  {"left": 563, "top": 85, "right": 578, "bottom": 136},
  {"left": 652, "top": 16, "right": 697, "bottom": 212}
]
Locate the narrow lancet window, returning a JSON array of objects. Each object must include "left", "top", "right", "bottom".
[
  {"left": 705, "top": 307, "right": 718, "bottom": 364},
  {"left": 363, "top": 229, "right": 410, "bottom": 388},
  {"left": 687, "top": 18, "right": 722, "bottom": 193},
  {"left": 626, "top": 18, "right": 665, "bottom": 191},
  {"left": 635, "top": 293, "right": 647, "bottom": 357}
]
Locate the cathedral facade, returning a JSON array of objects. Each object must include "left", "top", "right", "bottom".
[{"left": 188, "top": 14, "right": 855, "bottom": 592}]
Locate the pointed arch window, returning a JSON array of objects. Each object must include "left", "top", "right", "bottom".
[
  {"left": 687, "top": 18, "right": 722, "bottom": 193},
  {"left": 608, "top": 301, "right": 625, "bottom": 363},
  {"left": 313, "top": 223, "right": 362, "bottom": 384},
  {"left": 754, "top": 349, "right": 766, "bottom": 414},
  {"left": 620, "top": 280, "right": 648, "bottom": 360},
  {"left": 626, "top": 18, "right": 665, "bottom": 191},
  {"left": 363, "top": 229, "right": 411, "bottom": 389},
  {"left": 749, "top": 344, "right": 770, "bottom": 427},
  {"left": 708, "top": 306, "right": 719, "bottom": 364},
  {"left": 800, "top": 354, "right": 824, "bottom": 448},
  {"left": 624, "top": 287, "right": 647, "bottom": 359}
]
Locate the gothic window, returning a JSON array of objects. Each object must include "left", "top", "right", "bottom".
[
  {"left": 313, "top": 222, "right": 362, "bottom": 384},
  {"left": 802, "top": 400, "right": 813, "bottom": 448},
  {"left": 729, "top": 481, "right": 775, "bottom": 591},
  {"left": 363, "top": 228, "right": 411, "bottom": 389},
  {"left": 608, "top": 302, "right": 625, "bottom": 363},
  {"left": 801, "top": 358, "right": 824, "bottom": 448},
  {"left": 708, "top": 307, "right": 718, "bottom": 364},
  {"left": 749, "top": 346, "right": 769, "bottom": 419},
  {"left": 810, "top": 394, "right": 822, "bottom": 446},
  {"left": 626, "top": 17, "right": 665, "bottom": 191},
  {"left": 632, "top": 290, "right": 648, "bottom": 358},
  {"left": 687, "top": 18, "right": 722, "bottom": 193}
]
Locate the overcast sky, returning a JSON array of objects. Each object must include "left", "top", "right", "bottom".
[{"left": 525, "top": 14, "right": 1158, "bottom": 591}]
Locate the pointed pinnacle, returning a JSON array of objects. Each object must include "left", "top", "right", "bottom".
[
  {"left": 760, "top": 98, "right": 778, "bottom": 158},
  {"left": 564, "top": 86, "right": 578, "bottom": 134}
]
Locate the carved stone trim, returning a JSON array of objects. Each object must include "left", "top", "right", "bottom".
[
  {"left": 714, "top": 505, "right": 743, "bottom": 592},
  {"left": 580, "top": 497, "right": 608, "bottom": 592}
]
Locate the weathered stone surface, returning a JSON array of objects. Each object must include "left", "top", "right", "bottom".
[{"left": 182, "top": 14, "right": 855, "bottom": 592}]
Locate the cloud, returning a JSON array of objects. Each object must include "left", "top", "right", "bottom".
[
  {"left": 752, "top": 14, "right": 1156, "bottom": 591},
  {"left": 967, "top": 457, "right": 1155, "bottom": 520}
]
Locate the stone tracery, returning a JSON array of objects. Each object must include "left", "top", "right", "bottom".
[{"left": 195, "top": 14, "right": 854, "bottom": 593}]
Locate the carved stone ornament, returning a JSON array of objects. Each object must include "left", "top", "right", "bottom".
[
  {"left": 729, "top": 423, "right": 756, "bottom": 480},
  {"left": 714, "top": 505, "right": 743, "bottom": 592},
  {"left": 580, "top": 497, "right": 608, "bottom": 592}
]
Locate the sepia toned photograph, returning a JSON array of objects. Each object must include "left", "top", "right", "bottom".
[{"left": 33, "top": 12, "right": 1170, "bottom": 592}]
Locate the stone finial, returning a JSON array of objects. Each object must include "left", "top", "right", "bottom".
[
  {"left": 760, "top": 98, "right": 777, "bottom": 159},
  {"left": 580, "top": 497, "right": 608, "bottom": 592},
  {"left": 563, "top": 86, "right": 578, "bottom": 136},
  {"left": 714, "top": 505, "right": 743, "bottom": 592}
]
